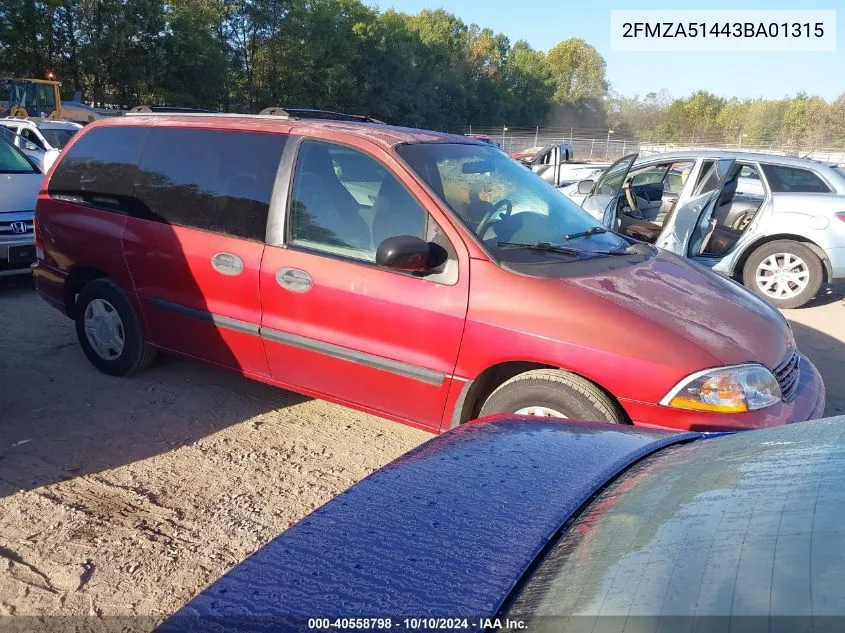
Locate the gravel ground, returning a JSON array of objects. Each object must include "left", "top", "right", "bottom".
[
  {"left": 0, "top": 278, "right": 842, "bottom": 624},
  {"left": 0, "top": 280, "right": 431, "bottom": 623}
]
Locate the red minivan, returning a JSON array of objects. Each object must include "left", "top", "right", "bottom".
[{"left": 33, "top": 112, "right": 825, "bottom": 433}]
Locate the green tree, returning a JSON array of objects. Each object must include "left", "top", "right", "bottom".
[
  {"left": 782, "top": 94, "right": 830, "bottom": 146},
  {"left": 544, "top": 38, "right": 607, "bottom": 103},
  {"left": 159, "top": 0, "right": 230, "bottom": 108}
]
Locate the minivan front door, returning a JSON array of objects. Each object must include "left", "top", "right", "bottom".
[
  {"left": 580, "top": 153, "right": 638, "bottom": 226},
  {"left": 258, "top": 138, "right": 469, "bottom": 430}
]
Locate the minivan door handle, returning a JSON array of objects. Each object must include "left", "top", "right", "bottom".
[
  {"left": 276, "top": 267, "right": 312, "bottom": 293},
  {"left": 211, "top": 252, "right": 245, "bottom": 276}
]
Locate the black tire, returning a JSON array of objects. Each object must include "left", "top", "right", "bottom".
[
  {"left": 479, "top": 369, "right": 628, "bottom": 424},
  {"left": 742, "top": 240, "right": 823, "bottom": 309},
  {"left": 74, "top": 278, "right": 156, "bottom": 376}
]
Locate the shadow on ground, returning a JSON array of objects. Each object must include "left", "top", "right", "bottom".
[
  {"left": 789, "top": 320, "right": 845, "bottom": 417},
  {"left": 1, "top": 279, "right": 310, "bottom": 498},
  {"left": 801, "top": 283, "right": 845, "bottom": 308}
]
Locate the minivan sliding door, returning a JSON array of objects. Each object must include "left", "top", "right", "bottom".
[{"left": 122, "top": 127, "right": 287, "bottom": 376}]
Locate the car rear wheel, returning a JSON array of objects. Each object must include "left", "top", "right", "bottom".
[
  {"left": 74, "top": 278, "right": 157, "bottom": 376},
  {"left": 479, "top": 369, "right": 628, "bottom": 424},
  {"left": 742, "top": 240, "right": 823, "bottom": 309}
]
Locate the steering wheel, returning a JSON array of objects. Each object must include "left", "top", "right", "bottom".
[
  {"left": 622, "top": 182, "right": 642, "bottom": 219},
  {"left": 476, "top": 198, "right": 513, "bottom": 238}
]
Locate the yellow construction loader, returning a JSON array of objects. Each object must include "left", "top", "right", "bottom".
[
  {"left": 0, "top": 76, "right": 123, "bottom": 124},
  {"left": 0, "top": 77, "right": 64, "bottom": 120}
]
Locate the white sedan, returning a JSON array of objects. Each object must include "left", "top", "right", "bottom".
[{"left": 0, "top": 118, "right": 82, "bottom": 172}]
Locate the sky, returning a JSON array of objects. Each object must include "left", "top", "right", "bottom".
[{"left": 364, "top": 0, "right": 843, "bottom": 102}]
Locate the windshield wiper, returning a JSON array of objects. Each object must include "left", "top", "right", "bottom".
[
  {"left": 496, "top": 241, "right": 581, "bottom": 255},
  {"left": 562, "top": 226, "right": 607, "bottom": 241},
  {"left": 497, "top": 240, "right": 642, "bottom": 258}
]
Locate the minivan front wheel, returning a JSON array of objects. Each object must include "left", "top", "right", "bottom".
[
  {"left": 479, "top": 369, "right": 628, "bottom": 424},
  {"left": 75, "top": 279, "right": 157, "bottom": 376},
  {"left": 743, "top": 240, "right": 823, "bottom": 309}
]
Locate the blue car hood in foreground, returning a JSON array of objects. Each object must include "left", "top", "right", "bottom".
[{"left": 160, "top": 419, "right": 699, "bottom": 627}]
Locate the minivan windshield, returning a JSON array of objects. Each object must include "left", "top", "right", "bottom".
[
  {"left": 0, "top": 137, "right": 38, "bottom": 174},
  {"left": 397, "top": 143, "right": 629, "bottom": 259}
]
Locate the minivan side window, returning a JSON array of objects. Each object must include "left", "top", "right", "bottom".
[
  {"left": 48, "top": 126, "right": 150, "bottom": 212},
  {"left": 289, "top": 140, "right": 430, "bottom": 262},
  {"left": 761, "top": 164, "right": 830, "bottom": 193},
  {"left": 133, "top": 128, "right": 286, "bottom": 241}
]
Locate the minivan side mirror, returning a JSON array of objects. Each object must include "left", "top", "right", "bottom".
[
  {"left": 376, "top": 235, "right": 432, "bottom": 272},
  {"left": 25, "top": 141, "right": 39, "bottom": 152},
  {"left": 577, "top": 180, "right": 595, "bottom": 194}
]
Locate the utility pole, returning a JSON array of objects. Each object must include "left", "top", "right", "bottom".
[
  {"left": 534, "top": 125, "right": 539, "bottom": 147},
  {"left": 605, "top": 129, "right": 614, "bottom": 159},
  {"left": 502, "top": 125, "right": 508, "bottom": 149}
]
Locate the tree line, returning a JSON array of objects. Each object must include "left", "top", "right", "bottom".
[
  {"left": 608, "top": 90, "right": 845, "bottom": 149},
  {"left": 1, "top": 0, "right": 842, "bottom": 147},
  {"left": 0, "top": 0, "right": 609, "bottom": 130}
]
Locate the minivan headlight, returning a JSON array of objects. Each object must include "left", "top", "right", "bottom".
[{"left": 661, "top": 364, "right": 781, "bottom": 413}]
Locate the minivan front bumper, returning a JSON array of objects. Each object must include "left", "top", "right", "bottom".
[{"left": 621, "top": 352, "right": 825, "bottom": 432}]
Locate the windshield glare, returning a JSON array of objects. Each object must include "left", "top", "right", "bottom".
[
  {"left": 39, "top": 127, "right": 77, "bottom": 150},
  {"left": 397, "top": 143, "right": 629, "bottom": 257}
]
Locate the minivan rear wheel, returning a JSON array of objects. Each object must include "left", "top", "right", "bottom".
[
  {"left": 75, "top": 278, "right": 157, "bottom": 376},
  {"left": 742, "top": 240, "right": 823, "bottom": 309},
  {"left": 478, "top": 369, "right": 627, "bottom": 424}
]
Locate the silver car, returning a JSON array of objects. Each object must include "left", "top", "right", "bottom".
[{"left": 571, "top": 151, "right": 845, "bottom": 308}]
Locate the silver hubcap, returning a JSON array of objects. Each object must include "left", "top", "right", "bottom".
[
  {"left": 83, "top": 298, "right": 125, "bottom": 360},
  {"left": 755, "top": 253, "right": 810, "bottom": 300},
  {"left": 514, "top": 406, "right": 568, "bottom": 418}
]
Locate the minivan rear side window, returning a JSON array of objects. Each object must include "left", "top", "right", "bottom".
[
  {"left": 48, "top": 126, "right": 150, "bottom": 212},
  {"left": 133, "top": 128, "right": 285, "bottom": 241}
]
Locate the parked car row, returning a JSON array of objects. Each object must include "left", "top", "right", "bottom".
[
  {"left": 12, "top": 111, "right": 838, "bottom": 628},
  {"left": 562, "top": 151, "right": 845, "bottom": 308},
  {"left": 33, "top": 112, "right": 824, "bottom": 436}
]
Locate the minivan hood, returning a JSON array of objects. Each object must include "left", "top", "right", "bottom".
[
  {"left": 0, "top": 173, "right": 43, "bottom": 212},
  {"left": 565, "top": 252, "right": 792, "bottom": 370}
]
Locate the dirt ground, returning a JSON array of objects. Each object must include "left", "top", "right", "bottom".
[{"left": 0, "top": 278, "right": 843, "bottom": 624}]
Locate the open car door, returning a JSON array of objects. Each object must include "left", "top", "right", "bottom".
[
  {"left": 656, "top": 158, "right": 735, "bottom": 256},
  {"left": 580, "top": 153, "right": 637, "bottom": 228}
]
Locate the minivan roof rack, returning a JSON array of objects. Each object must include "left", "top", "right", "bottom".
[
  {"left": 259, "top": 107, "right": 385, "bottom": 124},
  {"left": 128, "top": 105, "right": 220, "bottom": 114},
  {"left": 123, "top": 107, "right": 385, "bottom": 124}
]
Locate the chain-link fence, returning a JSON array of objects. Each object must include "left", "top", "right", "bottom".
[
  {"left": 464, "top": 126, "right": 845, "bottom": 165},
  {"left": 466, "top": 126, "right": 641, "bottom": 162}
]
